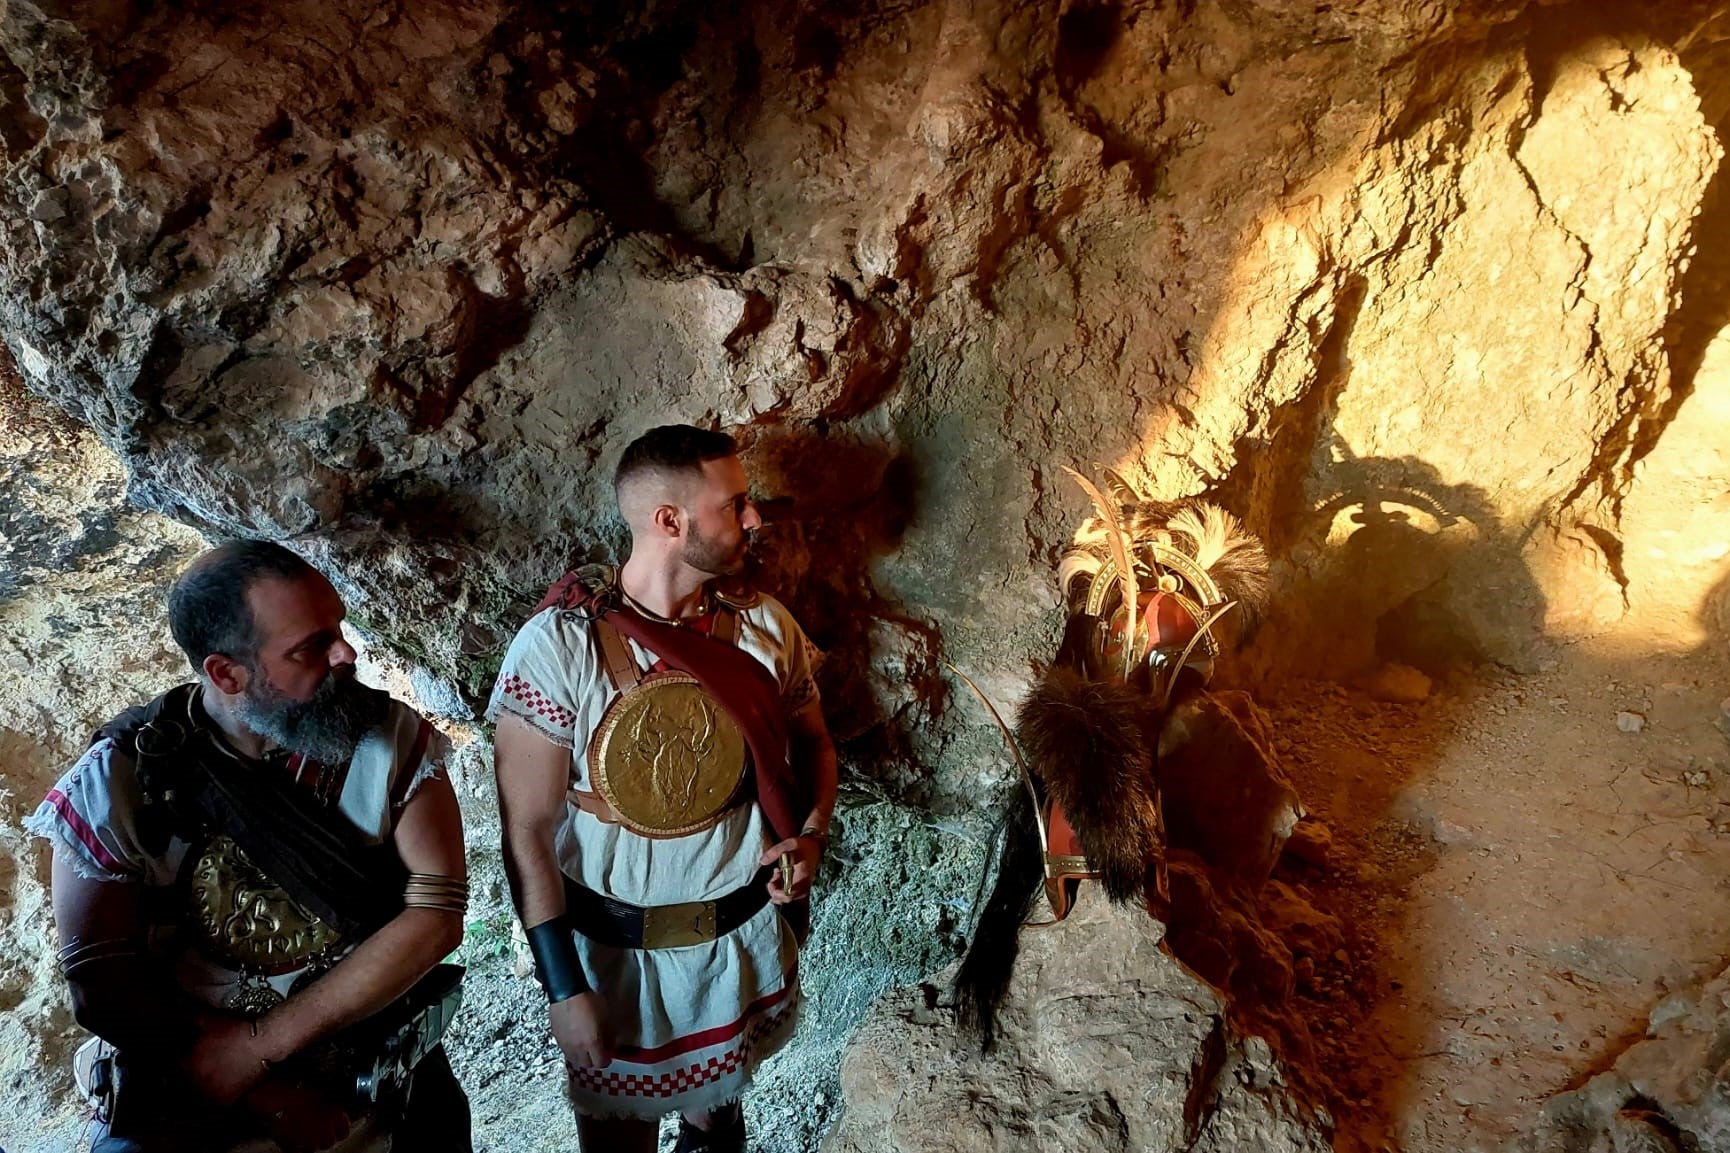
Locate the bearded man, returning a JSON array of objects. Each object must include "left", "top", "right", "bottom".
[
  {"left": 491, "top": 424, "right": 839, "bottom": 1153},
  {"left": 27, "top": 540, "right": 472, "bottom": 1152}
]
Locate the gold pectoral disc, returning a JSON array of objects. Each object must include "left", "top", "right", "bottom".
[
  {"left": 589, "top": 673, "right": 748, "bottom": 837},
  {"left": 186, "top": 834, "right": 340, "bottom": 975}
]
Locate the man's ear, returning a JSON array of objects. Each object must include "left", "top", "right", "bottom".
[
  {"left": 651, "top": 502, "right": 683, "bottom": 539},
  {"left": 203, "top": 653, "right": 250, "bottom": 697}
]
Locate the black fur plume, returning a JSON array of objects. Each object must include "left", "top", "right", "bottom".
[
  {"left": 1016, "top": 666, "right": 1162, "bottom": 904},
  {"left": 954, "top": 785, "right": 1045, "bottom": 1052}
]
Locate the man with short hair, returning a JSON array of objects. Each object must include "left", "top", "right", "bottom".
[
  {"left": 28, "top": 540, "right": 472, "bottom": 1152},
  {"left": 492, "top": 424, "right": 838, "bottom": 1153}
]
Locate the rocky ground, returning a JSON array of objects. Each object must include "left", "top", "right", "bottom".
[
  {"left": 1273, "top": 640, "right": 1730, "bottom": 1152},
  {"left": 1270, "top": 348, "right": 1730, "bottom": 1153}
]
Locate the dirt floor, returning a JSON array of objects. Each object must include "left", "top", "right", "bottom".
[{"left": 1271, "top": 621, "right": 1730, "bottom": 1152}]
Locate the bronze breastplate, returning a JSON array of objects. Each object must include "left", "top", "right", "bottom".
[{"left": 185, "top": 833, "right": 343, "bottom": 977}]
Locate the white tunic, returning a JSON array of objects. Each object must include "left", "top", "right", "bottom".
[
  {"left": 25, "top": 695, "right": 448, "bottom": 1011},
  {"left": 486, "top": 593, "right": 818, "bottom": 1118}
]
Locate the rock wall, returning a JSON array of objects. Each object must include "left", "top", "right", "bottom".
[
  {"left": 0, "top": 366, "right": 205, "bottom": 1146},
  {"left": 3, "top": 0, "right": 1726, "bottom": 706},
  {"left": 824, "top": 887, "right": 1330, "bottom": 1153},
  {"left": 4, "top": 0, "right": 1730, "bottom": 1149}
]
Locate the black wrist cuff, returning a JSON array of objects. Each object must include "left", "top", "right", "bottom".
[{"left": 526, "top": 917, "right": 588, "bottom": 1002}]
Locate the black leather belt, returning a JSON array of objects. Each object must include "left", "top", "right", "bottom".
[{"left": 564, "top": 868, "right": 774, "bottom": 950}]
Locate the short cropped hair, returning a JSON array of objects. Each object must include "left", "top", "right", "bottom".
[
  {"left": 613, "top": 424, "right": 737, "bottom": 505},
  {"left": 168, "top": 540, "right": 318, "bottom": 669}
]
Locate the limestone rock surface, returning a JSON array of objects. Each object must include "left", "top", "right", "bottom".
[
  {"left": 1520, "top": 962, "right": 1730, "bottom": 1153},
  {"left": 0, "top": 369, "right": 204, "bottom": 1147},
  {"left": 823, "top": 886, "right": 1331, "bottom": 1153},
  {"left": 5, "top": 0, "right": 1728, "bottom": 709},
  {"left": 4, "top": 0, "right": 1730, "bottom": 1149}
]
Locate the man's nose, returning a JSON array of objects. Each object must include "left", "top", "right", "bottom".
[
  {"left": 742, "top": 502, "right": 763, "bottom": 532},
  {"left": 331, "top": 636, "right": 358, "bottom": 667}
]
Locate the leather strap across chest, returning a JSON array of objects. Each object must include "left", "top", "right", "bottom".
[{"left": 593, "top": 606, "right": 739, "bottom": 692}]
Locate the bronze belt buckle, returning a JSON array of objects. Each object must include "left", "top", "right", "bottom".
[{"left": 640, "top": 899, "right": 719, "bottom": 949}]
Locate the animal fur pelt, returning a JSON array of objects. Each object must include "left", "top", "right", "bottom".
[
  {"left": 953, "top": 785, "right": 1044, "bottom": 1052},
  {"left": 953, "top": 666, "right": 1167, "bottom": 1051},
  {"left": 1016, "top": 666, "right": 1162, "bottom": 904}
]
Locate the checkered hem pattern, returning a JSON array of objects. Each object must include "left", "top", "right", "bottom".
[
  {"left": 498, "top": 673, "right": 578, "bottom": 731},
  {"left": 568, "top": 984, "right": 797, "bottom": 1105}
]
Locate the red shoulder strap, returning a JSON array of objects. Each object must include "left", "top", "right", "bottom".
[{"left": 535, "top": 570, "right": 591, "bottom": 615}]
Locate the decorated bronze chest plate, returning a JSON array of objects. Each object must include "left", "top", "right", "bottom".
[
  {"left": 186, "top": 834, "right": 340, "bottom": 975},
  {"left": 588, "top": 672, "right": 747, "bottom": 837}
]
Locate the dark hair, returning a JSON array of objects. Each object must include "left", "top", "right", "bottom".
[
  {"left": 168, "top": 540, "right": 319, "bottom": 670},
  {"left": 613, "top": 424, "right": 737, "bottom": 502}
]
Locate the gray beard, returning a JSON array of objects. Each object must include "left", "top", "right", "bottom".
[{"left": 237, "top": 668, "right": 391, "bottom": 764}]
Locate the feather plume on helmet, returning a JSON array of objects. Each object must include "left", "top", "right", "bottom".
[{"left": 1058, "top": 467, "right": 1270, "bottom": 646}]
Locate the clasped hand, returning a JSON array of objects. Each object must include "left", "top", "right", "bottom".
[
  {"left": 181, "top": 1016, "right": 352, "bottom": 1151},
  {"left": 759, "top": 834, "right": 820, "bottom": 904}
]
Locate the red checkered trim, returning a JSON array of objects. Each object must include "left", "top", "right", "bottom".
[
  {"left": 568, "top": 991, "right": 794, "bottom": 1099},
  {"left": 500, "top": 674, "right": 578, "bottom": 730}
]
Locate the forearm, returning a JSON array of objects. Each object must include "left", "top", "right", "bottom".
[
  {"left": 795, "top": 728, "right": 839, "bottom": 836},
  {"left": 503, "top": 816, "right": 568, "bottom": 928},
  {"left": 493, "top": 716, "right": 587, "bottom": 1004},
  {"left": 257, "top": 907, "right": 461, "bottom": 1061},
  {"left": 505, "top": 816, "right": 596, "bottom": 1005}
]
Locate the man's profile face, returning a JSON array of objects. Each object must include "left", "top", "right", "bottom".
[
  {"left": 244, "top": 574, "right": 353, "bottom": 702},
  {"left": 232, "top": 574, "right": 388, "bottom": 762},
  {"left": 681, "top": 455, "right": 761, "bottom": 577}
]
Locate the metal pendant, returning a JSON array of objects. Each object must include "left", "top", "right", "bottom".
[
  {"left": 223, "top": 973, "right": 287, "bottom": 1017},
  {"left": 588, "top": 673, "right": 748, "bottom": 837}
]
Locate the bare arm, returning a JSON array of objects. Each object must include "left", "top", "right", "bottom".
[
  {"left": 494, "top": 713, "right": 573, "bottom": 929},
  {"left": 253, "top": 773, "right": 467, "bottom": 1062},
  {"left": 494, "top": 713, "right": 613, "bottom": 1067},
  {"left": 49, "top": 854, "right": 200, "bottom": 1057},
  {"left": 791, "top": 700, "right": 838, "bottom": 838},
  {"left": 763, "top": 699, "right": 839, "bottom": 902}
]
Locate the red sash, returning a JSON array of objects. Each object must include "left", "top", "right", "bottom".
[{"left": 537, "top": 573, "right": 804, "bottom": 843}]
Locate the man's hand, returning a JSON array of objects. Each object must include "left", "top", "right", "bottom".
[
  {"left": 759, "top": 835, "right": 821, "bottom": 904},
  {"left": 551, "top": 991, "right": 612, "bottom": 1069},
  {"left": 181, "top": 1015, "right": 271, "bottom": 1104}
]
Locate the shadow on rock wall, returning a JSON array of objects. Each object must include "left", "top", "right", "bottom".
[
  {"left": 742, "top": 427, "right": 949, "bottom": 801},
  {"left": 1281, "top": 440, "right": 1545, "bottom": 680}
]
